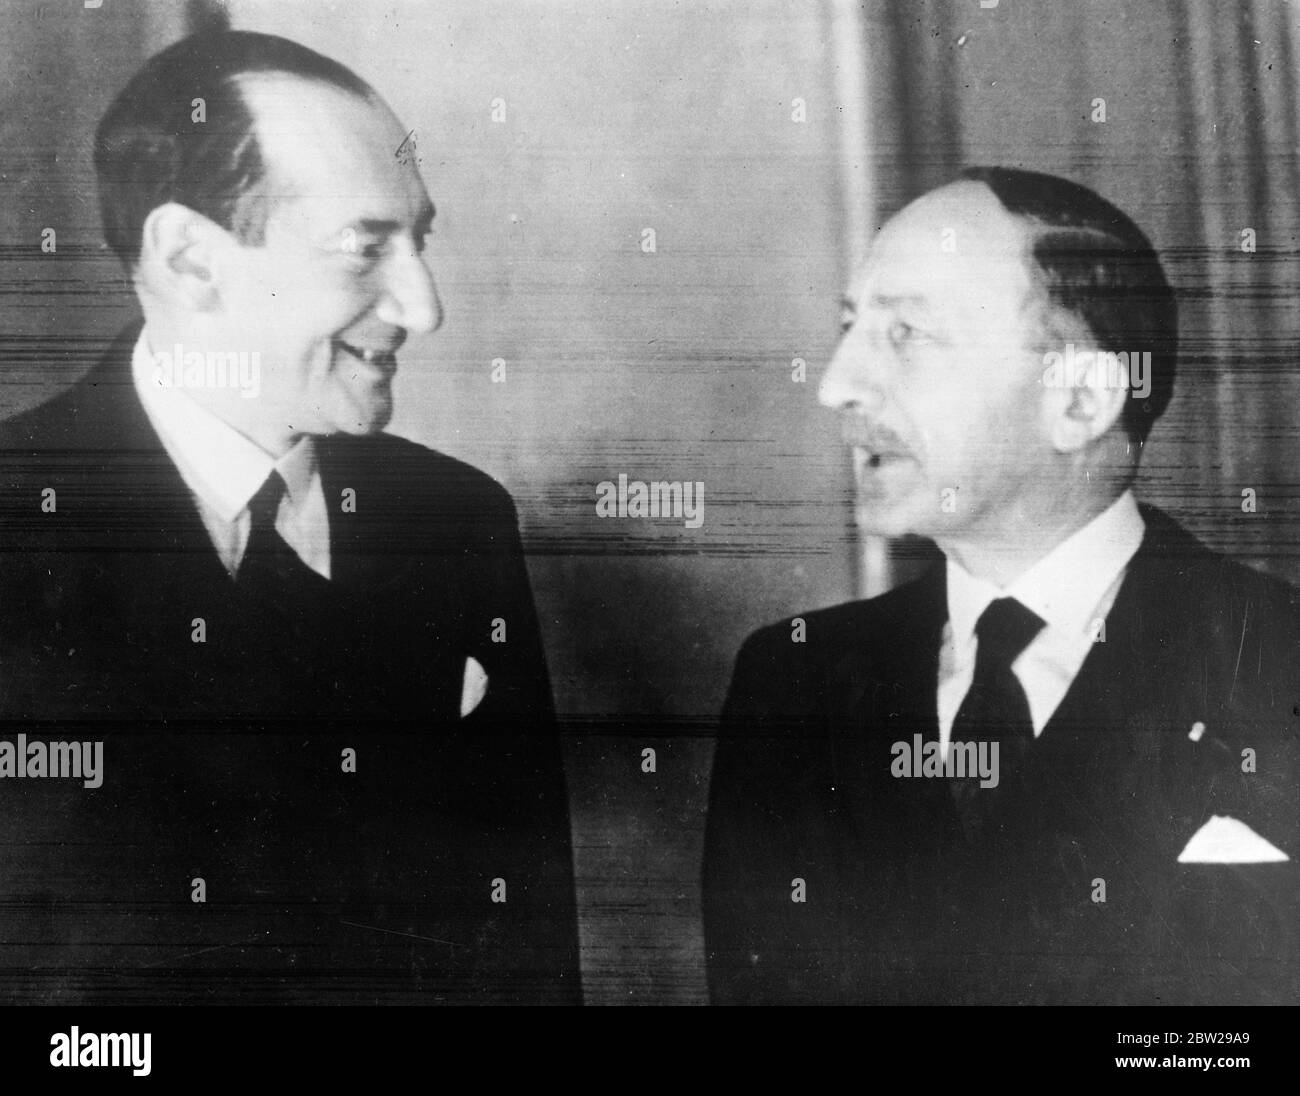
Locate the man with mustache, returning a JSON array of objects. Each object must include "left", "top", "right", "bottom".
[
  {"left": 0, "top": 31, "right": 579, "bottom": 1003},
  {"left": 703, "top": 167, "right": 1300, "bottom": 1004}
]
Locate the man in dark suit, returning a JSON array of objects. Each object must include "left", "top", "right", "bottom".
[
  {"left": 0, "top": 31, "right": 579, "bottom": 1003},
  {"left": 703, "top": 167, "right": 1300, "bottom": 1005}
]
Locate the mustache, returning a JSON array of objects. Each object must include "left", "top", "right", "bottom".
[{"left": 838, "top": 412, "right": 912, "bottom": 456}]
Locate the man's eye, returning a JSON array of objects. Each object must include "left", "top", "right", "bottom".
[
  {"left": 345, "top": 236, "right": 429, "bottom": 262},
  {"left": 888, "top": 320, "right": 925, "bottom": 345},
  {"left": 335, "top": 234, "right": 386, "bottom": 261}
]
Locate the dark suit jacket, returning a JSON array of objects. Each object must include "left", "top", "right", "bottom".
[
  {"left": 0, "top": 323, "right": 580, "bottom": 1004},
  {"left": 703, "top": 506, "right": 1300, "bottom": 1004}
]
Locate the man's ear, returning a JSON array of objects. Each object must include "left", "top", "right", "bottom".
[
  {"left": 137, "top": 202, "right": 228, "bottom": 311},
  {"left": 1047, "top": 346, "right": 1130, "bottom": 453}
]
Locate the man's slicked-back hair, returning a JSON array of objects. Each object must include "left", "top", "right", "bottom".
[
  {"left": 94, "top": 30, "right": 375, "bottom": 268},
  {"left": 959, "top": 166, "right": 1178, "bottom": 446}
]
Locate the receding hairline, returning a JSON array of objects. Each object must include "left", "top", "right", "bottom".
[
  {"left": 230, "top": 68, "right": 390, "bottom": 152},
  {"left": 864, "top": 183, "right": 1045, "bottom": 316},
  {"left": 916, "top": 179, "right": 1121, "bottom": 342},
  {"left": 224, "top": 70, "right": 401, "bottom": 229},
  {"left": 230, "top": 67, "right": 379, "bottom": 106}
]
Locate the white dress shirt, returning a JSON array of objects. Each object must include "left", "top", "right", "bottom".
[
  {"left": 131, "top": 330, "right": 331, "bottom": 579},
  {"left": 937, "top": 490, "right": 1145, "bottom": 754}
]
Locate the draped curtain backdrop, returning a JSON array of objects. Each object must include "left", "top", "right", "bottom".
[{"left": 858, "top": 0, "right": 1300, "bottom": 591}]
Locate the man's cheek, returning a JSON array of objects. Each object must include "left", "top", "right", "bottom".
[{"left": 293, "top": 339, "right": 340, "bottom": 385}]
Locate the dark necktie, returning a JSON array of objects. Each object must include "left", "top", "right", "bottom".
[
  {"left": 948, "top": 596, "right": 1045, "bottom": 836},
  {"left": 236, "top": 470, "right": 329, "bottom": 606},
  {"left": 226, "top": 471, "right": 342, "bottom": 717}
]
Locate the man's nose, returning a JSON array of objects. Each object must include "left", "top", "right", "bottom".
[
  {"left": 818, "top": 334, "right": 888, "bottom": 414},
  {"left": 377, "top": 248, "right": 443, "bottom": 334}
]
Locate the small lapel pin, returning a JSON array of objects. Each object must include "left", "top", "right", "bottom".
[{"left": 1188, "top": 721, "right": 1206, "bottom": 743}]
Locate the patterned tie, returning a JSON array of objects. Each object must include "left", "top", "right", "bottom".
[{"left": 948, "top": 597, "right": 1045, "bottom": 836}]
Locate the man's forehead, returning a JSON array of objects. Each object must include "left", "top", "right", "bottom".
[
  {"left": 238, "top": 73, "right": 397, "bottom": 146},
  {"left": 239, "top": 73, "right": 429, "bottom": 221},
  {"left": 849, "top": 182, "right": 1035, "bottom": 307}
]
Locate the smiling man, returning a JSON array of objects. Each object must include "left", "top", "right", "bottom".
[
  {"left": 0, "top": 31, "right": 579, "bottom": 1004},
  {"left": 703, "top": 168, "right": 1300, "bottom": 1005}
]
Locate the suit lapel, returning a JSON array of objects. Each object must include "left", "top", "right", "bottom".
[
  {"left": 316, "top": 438, "right": 363, "bottom": 589},
  {"left": 316, "top": 437, "right": 421, "bottom": 595},
  {"left": 66, "top": 324, "right": 228, "bottom": 578},
  {"left": 826, "top": 514, "right": 1202, "bottom": 847},
  {"left": 1035, "top": 508, "right": 1201, "bottom": 757},
  {"left": 827, "top": 564, "right": 947, "bottom": 738},
  {"left": 828, "top": 567, "right": 952, "bottom": 840},
  {"left": 990, "top": 509, "right": 1209, "bottom": 855}
]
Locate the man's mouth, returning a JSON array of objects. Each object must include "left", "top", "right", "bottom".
[
  {"left": 841, "top": 417, "right": 914, "bottom": 469},
  {"left": 334, "top": 338, "right": 398, "bottom": 373},
  {"left": 856, "top": 447, "right": 913, "bottom": 471}
]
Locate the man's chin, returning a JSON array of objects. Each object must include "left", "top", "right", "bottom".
[
  {"left": 853, "top": 499, "right": 928, "bottom": 540},
  {"left": 339, "top": 407, "right": 393, "bottom": 435},
  {"left": 330, "top": 385, "right": 394, "bottom": 435}
]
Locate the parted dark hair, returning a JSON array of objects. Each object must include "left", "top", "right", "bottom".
[
  {"left": 959, "top": 166, "right": 1178, "bottom": 445},
  {"left": 94, "top": 30, "right": 374, "bottom": 268}
]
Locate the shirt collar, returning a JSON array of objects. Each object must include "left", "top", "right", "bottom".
[
  {"left": 131, "top": 328, "right": 317, "bottom": 522},
  {"left": 945, "top": 490, "right": 1145, "bottom": 645}
]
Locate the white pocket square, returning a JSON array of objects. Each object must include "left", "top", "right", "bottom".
[
  {"left": 460, "top": 656, "right": 489, "bottom": 718},
  {"left": 1177, "top": 815, "right": 1290, "bottom": 864}
]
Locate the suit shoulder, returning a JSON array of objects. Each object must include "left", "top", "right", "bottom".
[
  {"left": 329, "top": 433, "right": 518, "bottom": 515},
  {"left": 1140, "top": 504, "right": 1300, "bottom": 621},
  {"left": 727, "top": 574, "right": 939, "bottom": 718},
  {"left": 737, "top": 574, "right": 935, "bottom": 664},
  {"left": 1198, "top": 555, "right": 1300, "bottom": 696},
  {"left": 1154, "top": 520, "right": 1300, "bottom": 639},
  {"left": 1207, "top": 551, "right": 1300, "bottom": 621},
  {"left": 0, "top": 385, "right": 79, "bottom": 452}
]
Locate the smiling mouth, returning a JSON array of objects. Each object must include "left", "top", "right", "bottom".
[{"left": 334, "top": 338, "right": 398, "bottom": 372}]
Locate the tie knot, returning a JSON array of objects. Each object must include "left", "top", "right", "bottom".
[
  {"left": 973, "top": 597, "right": 1044, "bottom": 667},
  {"left": 247, "top": 470, "right": 287, "bottom": 527}
]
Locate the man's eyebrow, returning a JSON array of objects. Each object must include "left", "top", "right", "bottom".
[
  {"left": 348, "top": 204, "right": 437, "bottom": 236},
  {"left": 868, "top": 293, "right": 930, "bottom": 310},
  {"left": 839, "top": 293, "right": 931, "bottom": 322}
]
